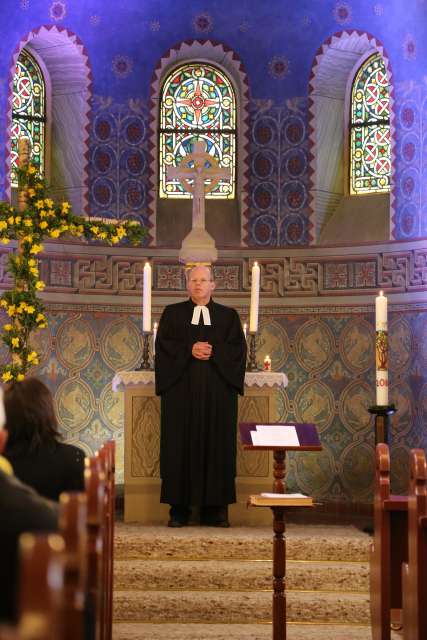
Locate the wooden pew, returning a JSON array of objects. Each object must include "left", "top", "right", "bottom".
[
  {"left": 58, "top": 492, "right": 88, "bottom": 640},
  {"left": 402, "top": 448, "right": 427, "bottom": 640},
  {"left": 98, "top": 441, "right": 115, "bottom": 640},
  {"left": 18, "top": 532, "right": 66, "bottom": 640},
  {"left": 84, "top": 457, "right": 106, "bottom": 640},
  {"left": 370, "top": 442, "right": 408, "bottom": 640}
]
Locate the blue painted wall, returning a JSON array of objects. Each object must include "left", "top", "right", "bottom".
[{"left": 1, "top": 0, "right": 427, "bottom": 243}]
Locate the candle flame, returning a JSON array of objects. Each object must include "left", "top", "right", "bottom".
[
  {"left": 153, "top": 322, "right": 158, "bottom": 329},
  {"left": 254, "top": 261, "right": 258, "bottom": 267},
  {"left": 379, "top": 290, "right": 383, "bottom": 296}
]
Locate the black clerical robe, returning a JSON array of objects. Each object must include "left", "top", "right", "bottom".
[{"left": 155, "top": 298, "right": 247, "bottom": 507}]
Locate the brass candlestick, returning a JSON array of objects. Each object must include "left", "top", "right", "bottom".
[
  {"left": 136, "top": 332, "right": 153, "bottom": 370},
  {"left": 246, "top": 331, "right": 260, "bottom": 371}
]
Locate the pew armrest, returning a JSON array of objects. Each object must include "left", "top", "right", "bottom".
[{"left": 384, "top": 495, "right": 408, "bottom": 511}]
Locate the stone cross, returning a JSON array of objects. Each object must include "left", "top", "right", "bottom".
[{"left": 167, "top": 140, "right": 231, "bottom": 230}]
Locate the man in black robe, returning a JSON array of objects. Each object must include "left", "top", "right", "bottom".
[{"left": 155, "top": 265, "right": 247, "bottom": 527}]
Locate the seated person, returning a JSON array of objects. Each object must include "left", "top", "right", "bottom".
[
  {"left": 0, "top": 386, "right": 58, "bottom": 623},
  {"left": 4, "top": 377, "right": 85, "bottom": 501}
]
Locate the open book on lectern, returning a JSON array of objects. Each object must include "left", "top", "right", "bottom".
[{"left": 250, "top": 424, "right": 299, "bottom": 447}]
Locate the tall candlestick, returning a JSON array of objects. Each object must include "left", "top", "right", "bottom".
[
  {"left": 375, "top": 290, "right": 388, "bottom": 405},
  {"left": 143, "top": 262, "right": 152, "bottom": 333},
  {"left": 249, "top": 261, "right": 260, "bottom": 333},
  {"left": 152, "top": 321, "right": 158, "bottom": 357}
]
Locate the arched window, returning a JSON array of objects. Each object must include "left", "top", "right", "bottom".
[
  {"left": 350, "top": 53, "right": 390, "bottom": 195},
  {"left": 159, "top": 62, "right": 236, "bottom": 200},
  {"left": 11, "top": 48, "right": 46, "bottom": 188}
]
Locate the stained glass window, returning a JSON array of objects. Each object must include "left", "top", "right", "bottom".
[
  {"left": 11, "top": 48, "right": 46, "bottom": 187},
  {"left": 159, "top": 63, "right": 236, "bottom": 199},
  {"left": 350, "top": 53, "right": 390, "bottom": 195}
]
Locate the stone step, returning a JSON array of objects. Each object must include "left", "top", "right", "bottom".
[
  {"left": 114, "top": 523, "right": 370, "bottom": 562},
  {"left": 113, "top": 589, "right": 370, "bottom": 624},
  {"left": 113, "top": 622, "right": 376, "bottom": 640},
  {"left": 114, "top": 558, "right": 369, "bottom": 592}
]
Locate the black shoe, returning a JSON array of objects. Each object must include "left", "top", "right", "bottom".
[
  {"left": 167, "top": 518, "right": 186, "bottom": 528},
  {"left": 167, "top": 505, "right": 190, "bottom": 528},
  {"left": 200, "top": 505, "right": 230, "bottom": 527}
]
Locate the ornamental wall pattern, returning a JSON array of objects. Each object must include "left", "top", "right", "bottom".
[
  {"left": 1, "top": 299, "right": 424, "bottom": 505},
  {"left": 0, "top": 247, "right": 426, "bottom": 297},
  {"left": 86, "top": 81, "right": 427, "bottom": 246}
]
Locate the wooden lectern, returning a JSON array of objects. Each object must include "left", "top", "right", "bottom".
[{"left": 240, "top": 422, "right": 322, "bottom": 640}]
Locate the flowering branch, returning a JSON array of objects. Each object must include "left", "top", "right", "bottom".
[{"left": 0, "top": 162, "right": 146, "bottom": 381}]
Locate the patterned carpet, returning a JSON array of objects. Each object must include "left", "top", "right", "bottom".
[{"left": 112, "top": 522, "right": 402, "bottom": 640}]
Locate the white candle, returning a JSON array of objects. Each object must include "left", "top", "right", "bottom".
[
  {"left": 152, "top": 321, "right": 158, "bottom": 356},
  {"left": 249, "top": 261, "right": 260, "bottom": 332},
  {"left": 143, "top": 262, "right": 152, "bottom": 333},
  {"left": 375, "top": 290, "right": 388, "bottom": 405},
  {"left": 243, "top": 322, "right": 247, "bottom": 339}
]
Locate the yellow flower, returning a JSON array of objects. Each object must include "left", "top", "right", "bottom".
[
  {"left": 111, "top": 236, "right": 119, "bottom": 244},
  {"left": 35, "top": 183, "right": 43, "bottom": 190},
  {"left": 3, "top": 324, "right": 12, "bottom": 331},
  {"left": 47, "top": 210, "right": 55, "bottom": 218},
  {"left": 1, "top": 238, "right": 10, "bottom": 245},
  {"left": 0, "top": 221, "right": 7, "bottom": 231},
  {"left": 15, "top": 216, "right": 21, "bottom": 224},
  {"left": 39, "top": 210, "right": 47, "bottom": 218},
  {"left": 17, "top": 303, "right": 26, "bottom": 313},
  {"left": 30, "top": 267, "right": 38, "bottom": 276},
  {"left": 36, "top": 313, "right": 45, "bottom": 323},
  {"left": 35, "top": 200, "right": 44, "bottom": 210},
  {"left": 0, "top": 300, "right": 7, "bottom": 308},
  {"left": 60, "top": 224, "right": 68, "bottom": 232},
  {"left": 28, "top": 259, "right": 37, "bottom": 267},
  {"left": 27, "top": 188, "right": 36, "bottom": 198},
  {"left": 44, "top": 198, "right": 54, "bottom": 208},
  {"left": 99, "top": 232, "right": 107, "bottom": 240},
  {"left": 7, "top": 305, "right": 16, "bottom": 317},
  {"left": 7, "top": 216, "right": 14, "bottom": 225},
  {"left": 61, "top": 202, "right": 71, "bottom": 213},
  {"left": 17, "top": 374, "right": 25, "bottom": 381},
  {"left": 78, "top": 225, "right": 84, "bottom": 234},
  {"left": 117, "top": 226, "right": 126, "bottom": 239},
  {"left": 27, "top": 351, "right": 39, "bottom": 364},
  {"left": 28, "top": 165, "right": 37, "bottom": 175},
  {"left": 39, "top": 221, "right": 48, "bottom": 229},
  {"left": 25, "top": 305, "right": 35, "bottom": 314},
  {"left": 90, "top": 226, "right": 99, "bottom": 235},
  {"left": 2, "top": 371, "right": 12, "bottom": 382},
  {"left": 50, "top": 229, "right": 60, "bottom": 238},
  {"left": 35, "top": 281, "right": 45, "bottom": 291},
  {"left": 30, "top": 244, "right": 43, "bottom": 254},
  {"left": 11, "top": 337, "right": 19, "bottom": 348},
  {"left": 24, "top": 219, "right": 33, "bottom": 227}
]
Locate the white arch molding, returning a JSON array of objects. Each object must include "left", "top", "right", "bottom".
[
  {"left": 308, "top": 30, "right": 396, "bottom": 243},
  {"left": 5, "top": 25, "right": 92, "bottom": 214},
  {"left": 148, "top": 39, "right": 250, "bottom": 247}
]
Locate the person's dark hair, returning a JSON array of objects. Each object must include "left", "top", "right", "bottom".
[{"left": 4, "top": 377, "right": 60, "bottom": 452}]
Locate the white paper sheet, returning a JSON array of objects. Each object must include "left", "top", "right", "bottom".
[
  {"left": 250, "top": 424, "right": 300, "bottom": 446},
  {"left": 260, "top": 492, "right": 308, "bottom": 499}
]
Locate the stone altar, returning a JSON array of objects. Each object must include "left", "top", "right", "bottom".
[{"left": 112, "top": 370, "right": 288, "bottom": 525}]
